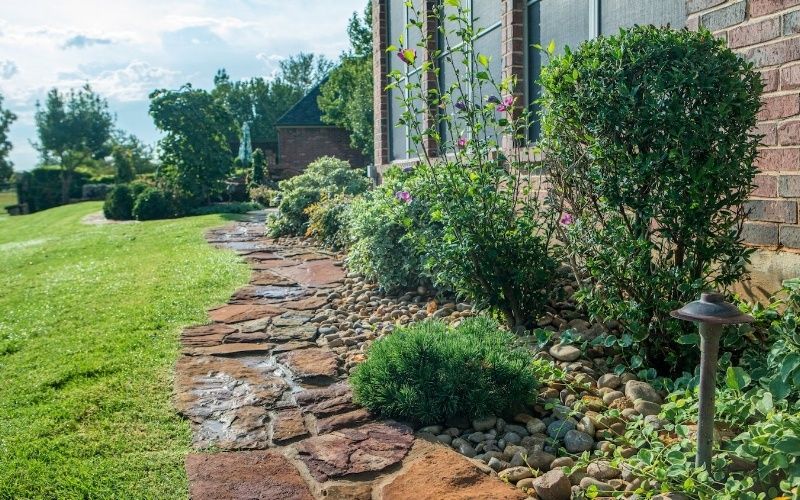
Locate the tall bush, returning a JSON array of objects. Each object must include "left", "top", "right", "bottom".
[
  {"left": 388, "top": 1, "right": 558, "bottom": 327},
  {"left": 539, "top": 26, "right": 762, "bottom": 373},
  {"left": 268, "top": 156, "right": 369, "bottom": 236},
  {"left": 103, "top": 184, "right": 134, "bottom": 220},
  {"left": 248, "top": 148, "right": 267, "bottom": 190}
]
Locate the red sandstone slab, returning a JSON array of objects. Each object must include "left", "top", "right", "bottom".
[
  {"left": 272, "top": 260, "right": 345, "bottom": 287},
  {"left": 281, "top": 296, "right": 328, "bottom": 311},
  {"left": 251, "top": 270, "right": 298, "bottom": 286},
  {"left": 182, "top": 342, "right": 275, "bottom": 357},
  {"left": 186, "top": 451, "right": 313, "bottom": 500},
  {"left": 181, "top": 324, "right": 237, "bottom": 347},
  {"left": 294, "top": 422, "right": 414, "bottom": 482},
  {"left": 278, "top": 348, "right": 338, "bottom": 381},
  {"left": 208, "top": 304, "right": 282, "bottom": 323},
  {"left": 272, "top": 409, "right": 309, "bottom": 443},
  {"left": 315, "top": 408, "right": 372, "bottom": 434},
  {"left": 381, "top": 447, "right": 526, "bottom": 500},
  {"left": 296, "top": 382, "right": 358, "bottom": 417}
]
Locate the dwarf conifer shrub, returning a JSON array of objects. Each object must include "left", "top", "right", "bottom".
[
  {"left": 540, "top": 26, "right": 762, "bottom": 374},
  {"left": 350, "top": 317, "right": 538, "bottom": 426},
  {"left": 103, "top": 184, "right": 134, "bottom": 220}
]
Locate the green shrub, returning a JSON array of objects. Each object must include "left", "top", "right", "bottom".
[
  {"left": 387, "top": 3, "right": 558, "bottom": 327},
  {"left": 268, "top": 156, "right": 369, "bottom": 237},
  {"left": 247, "top": 148, "right": 267, "bottom": 190},
  {"left": 132, "top": 188, "right": 174, "bottom": 221},
  {"left": 103, "top": 184, "right": 134, "bottom": 220},
  {"left": 248, "top": 185, "right": 279, "bottom": 207},
  {"left": 15, "top": 167, "right": 91, "bottom": 213},
  {"left": 350, "top": 317, "right": 538, "bottom": 426},
  {"left": 540, "top": 26, "right": 762, "bottom": 374},
  {"left": 82, "top": 183, "right": 113, "bottom": 200},
  {"left": 304, "top": 194, "right": 353, "bottom": 250},
  {"left": 346, "top": 168, "right": 430, "bottom": 293}
]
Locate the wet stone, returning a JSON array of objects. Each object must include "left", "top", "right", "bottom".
[
  {"left": 294, "top": 422, "right": 414, "bottom": 482},
  {"left": 268, "top": 323, "right": 318, "bottom": 343}
]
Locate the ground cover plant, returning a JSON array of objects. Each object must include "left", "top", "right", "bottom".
[
  {"left": 0, "top": 202, "right": 249, "bottom": 498},
  {"left": 351, "top": 317, "right": 538, "bottom": 426},
  {"left": 540, "top": 26, "right": 762, "bottom": 374}
]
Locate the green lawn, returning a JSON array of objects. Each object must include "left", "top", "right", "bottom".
[
  {"left": 0, "top": 190, "right": 17, "bottom": 217},
  {"left": 0, "top": 202, "right": 250, "bottom": 499}
]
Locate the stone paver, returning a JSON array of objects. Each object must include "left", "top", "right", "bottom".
[{"left": 173, "top": 215, "right": 516, "bottom": 499}]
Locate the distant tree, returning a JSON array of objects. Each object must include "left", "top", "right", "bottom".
[
  {"left": 212, "top": 53, "right": 333, "bottom": 145},
  {"left": 110, "top": 131, "right": 156, "bottom": 183},
  {"left": 0, "top": 94, "right": 17, "bottom": 185},
  {"left": 319, "top": 3, "right": 374, "bottom": 158},
  {"left": 248, "top": 148, "right": 267, "bottom": 190},
  {"left": 149, "top": 85, "right": 236, "bottom": 205},
  {"left": 34, "top": 85, "right": 113, "bottom": 202}
]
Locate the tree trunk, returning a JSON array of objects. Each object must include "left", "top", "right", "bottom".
[{"left": 60, "top": 169, "right": 72, "bottom": 204}]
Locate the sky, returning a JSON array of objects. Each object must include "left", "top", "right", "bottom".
[{"left": 0, "top": 0, "right": 366, "bottom": 171}]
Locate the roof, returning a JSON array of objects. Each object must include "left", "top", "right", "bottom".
[{"left": 275, "top": 79, "right": 330, "bottom": 127}]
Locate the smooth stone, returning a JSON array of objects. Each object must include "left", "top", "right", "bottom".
[
  {"left": 526, "top": 418, "right": 547, "bottom": 435},
  {"left": 587, "top": 460, "right": 620, "bottom": 480},
  {"left": 624, "top": 380, "right": 662, "bottom": 404},
  {"left": 503, "top": 432, "right": 522, "bottom": 445},
  {"left": 602, "top": 390, "right": 625, "bottom": 406},
  {"left": 531, "top": 469, "right": 572, "bottom": 500},
  {"left": 579, "top": 477, "right": 615, "bottom": 492},
  {"left": 498, "top": 466, "right": 534, "bottom": 482},
  {"left": 547, "top": 419, "right": 576, "bottom": 440},
  {"left": 550, "top": 457, "right": 574, "bottom": 469},
  {"left": 436, "top": 434, "right": 453, "bottom": 445},
  {"left": 633, "top": 399, "right": 661, "bottom": 417},
  {"left": 472, "top": 416, "right": 497, "bottom": 432},
  {"left": 564, "top": 430, "right": 594, "bottom": 453},
  {"left": 458, "top": 443, "right": 477, "bottom": 458},
  {"left": 526, "top": 450, "right": 556, "bottom": 471},
  {"left": 577, "top": 416, "right": 596, "bottom": 436},
  {"left": 487, "top": 457, "right": 509, "bottom": 472},
  {"left": 597, "top": 373, "right": 621, "bottom": 389},
  {"left": 549, "top": 344, "right": 581, "bottom": 362}
]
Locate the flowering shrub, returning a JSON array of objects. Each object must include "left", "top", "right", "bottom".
[
  {"left": 387, "top": 0, "right": 558, "bottom": 327},
  {"left": 267, "top": 156, "right": 369, "bottom": 237},
  {"left": 346, "top": 167, "right": 431, "bottom": 293},
  {"left": 540, "top": 26, "right": 762, "bottom": 373},
  {"left": 350, "top": 317, "right": 538, "bottom": 426},
  {"left": 304, "top": 193, "right": 353, "bottom": 250}
]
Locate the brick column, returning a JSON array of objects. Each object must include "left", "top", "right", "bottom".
[
  {"left": 687, "top": 0, "right": 800, "bottom": 250},
  {"left": 502, "top": 0, "right": 526, "bottom": 150},
  {"left": 373, "top": 0, "right": 390, "bottom": 170}
]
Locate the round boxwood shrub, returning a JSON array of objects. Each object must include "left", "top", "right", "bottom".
[
  {"left": 132, "top": 188, "right": 174, "bottom": 221},
  {"left": 540, "top": 26, "right": 762, "bottom": 374},
  {"left": 103, "top": 184, "right": 134, "bottom": 220},
  {"left": 350, "top": 317, "right": 538, "bottom": 426}
]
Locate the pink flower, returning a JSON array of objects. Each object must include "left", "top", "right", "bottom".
[
  {"left": 457, "top": 137, "right": 467, "bottom": 149},
  {"left": 560, "top": 213, "right": 574, "bottom": 225},
  {"left": 497, "top": 95, "right": 515, "bottom": 112},
  {"left": 397, "top": 49, "right": 416, "bottom": 65},
  {"left": 395, "top": 190, "right": 412, "bottom": 204}
]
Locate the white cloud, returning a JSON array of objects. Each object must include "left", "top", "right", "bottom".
[
  {"left": 60, "top": 61, "right": 180, "bottom": 102},
  {"left": 62, "top": 35, "right": 114, "bottom": 49},
  {"left": 0, "top": 60, "right": 17, "bottom": 79}
]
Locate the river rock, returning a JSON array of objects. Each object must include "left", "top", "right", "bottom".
[
  {"left": 624, "top": 380, "right": 662, "bottom": 404},
  {"left": 549, "top": 344, "right": 581, "bottom": 362},
  {"left": 531, "top": 469, "right": 571, "bottom": 500}
]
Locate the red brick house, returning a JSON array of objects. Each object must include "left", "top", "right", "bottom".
[
  {"left": 372, "top": 0, "right": 800, "bottom": 297},
  {"left": 275, "top": 81, "right": 370, "bottom": 179}
]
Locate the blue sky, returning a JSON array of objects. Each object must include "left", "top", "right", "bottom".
[{"left": 0, "top": 0, "right": 366, "bottom": 170}]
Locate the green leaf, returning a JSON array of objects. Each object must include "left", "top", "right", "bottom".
[
  {"left": 780, "top": 353, "right": 800, "bottom": 382},
  {"left": 547, "top": 39, "right": 556, "bottom": 55},
  {"left": 725, "top": 366, "right": 750, "bottom": 391},
  {"left": 677, "top": 334, "right": 699, "bottom": 345},
  {"left": 445, "top": 0, "right": 460, "bottom": 6},
  {"left": 477, "top": 53, "right": 490, "bottom": 68},
  {"left": 775, "top": 436, "right": 800, "bottom": 456}
]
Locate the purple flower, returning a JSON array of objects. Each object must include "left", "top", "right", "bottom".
[
  {"left": 395, "top": 190, "right": 413, "bottom": 203},
  {"left": 397, "top": 48, "right": 416, "bottom": 65},
  {"left": 560, "top": 213, "right": 574, "bottom": 225},
  {"left": 457, "top": 137, "right": 467, "bottom": 149},
  {"left": 497, "top": 95, "right": 515, "bottom": 112},
  {"left": 455, "top": 101, "right": 468, "bottom": 111},
  {"left": 487, "top": 95, "right": 501, "bottom": 104}
]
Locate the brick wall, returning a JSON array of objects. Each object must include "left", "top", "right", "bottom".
[
  {"left": 688, "top": 0, "right": 800, "bottom": 250},
  {"left": 276, "top": 127, "right": 370, "bottom": 179}
]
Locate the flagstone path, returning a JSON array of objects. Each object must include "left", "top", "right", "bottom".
[{"left": 175, "top": 214, "right": 525, "bottom": 499}]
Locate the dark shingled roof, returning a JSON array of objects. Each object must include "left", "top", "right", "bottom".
[{"left": 275, "top": 79, "right": 330, "bottom": 127}]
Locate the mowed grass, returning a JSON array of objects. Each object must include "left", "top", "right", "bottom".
[
  {"left": 0, "top": 190, "right": 17, "bottom": 217},
  {"left": 0, "top": 202, "right": 251, "bottom": 499}
]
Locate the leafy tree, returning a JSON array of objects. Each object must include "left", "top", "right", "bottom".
[
  {"left": 112, "top": 131, "right": 157, "bottom": 176},
  {"left": 149, "top": 85, "right": 236, "bottom": 205},
  {"left": 248, "top": 148, "right": 267, "bottom": 190},
  {"left": 319, "top": 2, "right": 374, "bottom": 157},
  {"left": 34, "top": 85, "right": 113, "bottom": 202},
  {"left": 0, "top": 94, "right": 17, "bottom": 185}
]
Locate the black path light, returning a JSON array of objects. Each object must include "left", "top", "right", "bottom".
[{"left": 670, "top": 292, "right": 754, "bottom": 469}]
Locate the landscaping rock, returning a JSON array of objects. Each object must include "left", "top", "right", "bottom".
[
  {"left": 473, "top": 416, "right": 497, "bottom": 431},
  {"left": 587, "top": 460, "right": 620, "bottom": 481},
  {"left": 624, "top": 380, "right": 662, "bottom": 404},
  {"left": 547, "top": 419, "right": 576, "bottom": 440},
  {"left": 499, "top": 466, "right": 533, "bottom": 482},
  {"left": 634, "top": 398, "right": 661, "bottom": 417},
  {"left": 526, "top": 418, "right": 546, "bottom": 435},
  {"left": 597, "top": 373, "right": 621, "bottom": 389},
  {"left": 549, "top": 344, "right": 581, "bottom": 362},
  {"left": 531, "top": 469, "right": 572, "bottom": 500},
  {"left": 564, "top": 430, "right": 594, "bottom": 453}
]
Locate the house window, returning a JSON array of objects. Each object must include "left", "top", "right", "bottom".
[
  {"left": 525, "top": 0, "right": 686, "bottom": 139},
  {"left": 437, "top": 0, "right": 502, "bottom": 150}
]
